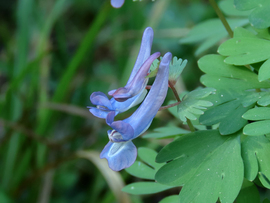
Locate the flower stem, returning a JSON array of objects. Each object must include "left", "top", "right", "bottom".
[
  {"left": 169, "top": 81, "right": 181, "bottom": 102},
  {"left": 209, "top": 0, "right": 233, "bottom": 38},
  {"left": 159, "top": 101, "right": 181, "bottom": 111},
  {"left": 168, "top": 81, "right": 195, "bottom": 131}
]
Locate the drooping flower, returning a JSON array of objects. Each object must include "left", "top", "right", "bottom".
[
  {"left": 100, "top": 52, "right": 172, "bottom": 171},
  {"left": 110, "top": 0, "right": 125, "bottom": 8},
  {"left": 89, "top": 27, "right": 154, "bottom": 119}
]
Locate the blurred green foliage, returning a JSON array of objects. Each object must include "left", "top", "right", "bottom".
[{"left": 0, "top": 0, "right": 221, "bottom": 202}]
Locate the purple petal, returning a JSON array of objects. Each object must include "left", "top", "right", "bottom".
[
  {"left": 106, "top": 111, "right": 134, "bottom": 141},
  {"left": 127, "top": 27, "right": 154, "bottom": 85},
  {"left": 125, "top": 52, "right": 172, "bottom": 137},
  {"left": 108, "top": 89, "right": 116, "bottom": 95},
  {"left": 100, "top": 141, "right": 137, "bottom": 171},
  {"left": 89, "top": 107, "right": 112, "bottom": 119},
  {"left": 90, "top": 92, "right": 113, "bottom": 109},
  {"left": 110, "top": 0, "right": 125, "bottom": 8},
  {"left": 110, "top": 52, "right": 160, "bottom": 102}
]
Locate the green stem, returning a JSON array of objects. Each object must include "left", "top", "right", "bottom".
[
  {"left": 209, "top": 0, "right": 233, "bottom": 38},
  {"left": 186, "top": 118, "right": 195, "bottom": 132}
]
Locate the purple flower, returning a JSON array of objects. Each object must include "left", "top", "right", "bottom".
[
  {"left": 100, "top": 52, "right": 172, "bottom": 171},
  {"left": 89, "top": 27, "right": 154, "bottom": 119},
  {"left": 110, "top": 0, "right": 125, "bottom": 8}
]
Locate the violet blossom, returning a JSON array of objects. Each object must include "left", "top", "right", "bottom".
[
  {"left": 100, "top": 52, "right": 172, "bottom": 171},
  {"left": 89, "top": 27, "right": 154, "bottom": 119}
]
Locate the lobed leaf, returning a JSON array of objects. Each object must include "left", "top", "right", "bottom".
[
  {"left": 177, "top": 88, "right": 215, "bottom": 122},
  {"left": 148, "top": 56, "right": 187, "bottom": 82},
  {"left": 218, "top": 37, "right": 270, "bottom": 66},
  {"left": 242, "top": 107, "right": 270, "bottom": 120},
  {"left": 241, "top": 135, "right": 270, "bottom": 188},
  {"left": 220, "top": 0, "right": 251, "bottom": 17},
  {"left": 199, "top": 89, "right": 252, "bottom": 135},
  {"left": 198, "top": 54, "right": 270, "bottom": 90},
  {"left": 168, "top": 57, "right": 187, "bottom": 84},
  {"left": 155, "top": 130, "right": 243, "bottom": 203},
  {"left": 243, "top": 120, "right": 270, "bottom": 136},
  {"left": 234, "top": 0, "right": 270, "bottom": 29}
]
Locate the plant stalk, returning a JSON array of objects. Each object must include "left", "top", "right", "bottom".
[
  {"left": 169, "top": 82, "right": 195, "bottom": 132},
  {"left": 209, "top": 0, "right": 233, "bottom": 38}
]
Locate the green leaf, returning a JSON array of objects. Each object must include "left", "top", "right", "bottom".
[
  {"left": 137, "top": 147, "right": 163, "bottom": 170},
  {"left": 198, "top": 54, "right": 270, "bottom": 90},
  {"left": 147, "top": 59, "right": 160, "bottom": 78},
  {"left": 143, "top": 126, "right": 189, "bottom": 139},
  {"left": 219, "top": 104, "right": 249, "bottom": 135},
  {"left": 241, "top": 92, "right": 265, "bottom": 107},
  {"left": 218, "top": 33, "right": 270, "bottom": 66},
  {"left": 155, "top": 130, "right": 243, "bottom": 203},
  {"left": 220, "top": 0, "right": 251, "bottom": 17},
  {"left": 258, "top": 58, "right": 270, "bottom": 81},
  {"left": 122, "top": 182, "right": 173, "bottom": 195},
  {"left": 159, "top": 195, "right": 179, "bottom": 203},
  {"left": 168, "top": 57, "right": 187, "bottom": 85},
  {"left": 199, "top": 89, "right": 252, "bottom": 135},
  {"left": 235, "top": 179, "right": 260, "bottom": 203},
  {"left": 177, "top": 88, "right": 215, "bottom": 122},
  {"left": 125, "top": 161, "right": 155, "bottom": 180},
  {"left": 200, "top": 99, "right": 241, "bottom": 125},
  {"left": 234, "top": 0, "right": 270, "bottom": 29},
  {"left": 234, "top": 0, "right": 258, "bottom": 10},
  {"left": 180, "top": 18, "right": 248, "bottom": 55},
  {"left": 242, "top": 107, "right": 270, "bottom": 120},
  {"left": 148, "top": 57, "right": 187, "bottom": 83},
  {"left": 124, "top": 148, "right": 172, "bottom": 195},
  {"left": 258, "top": 93, "right": 270, "bottom": 106},
  {"left": 241, "top": 135, "right": 270, "bottom": 188},
  {"left": 243, "top": 120, "right": 270, "bottom": 136},
  {"left": 125, "top": 148, "right": 164, "bottom": 179}
]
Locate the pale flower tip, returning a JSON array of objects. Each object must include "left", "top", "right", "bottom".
[
  {"left": 143, "top": 27, "right": 154, "bottom": 37},
  {"left": 111, "top": 0, "right": 125, "bottom": 8}
]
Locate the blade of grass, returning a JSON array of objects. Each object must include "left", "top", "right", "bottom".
[{"left": 2, "top": 0, "right": 34, "bottom": 189}]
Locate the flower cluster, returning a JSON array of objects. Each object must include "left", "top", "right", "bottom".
[{"left": 89, "top": 27, "right": 172, "bottom": 171}]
